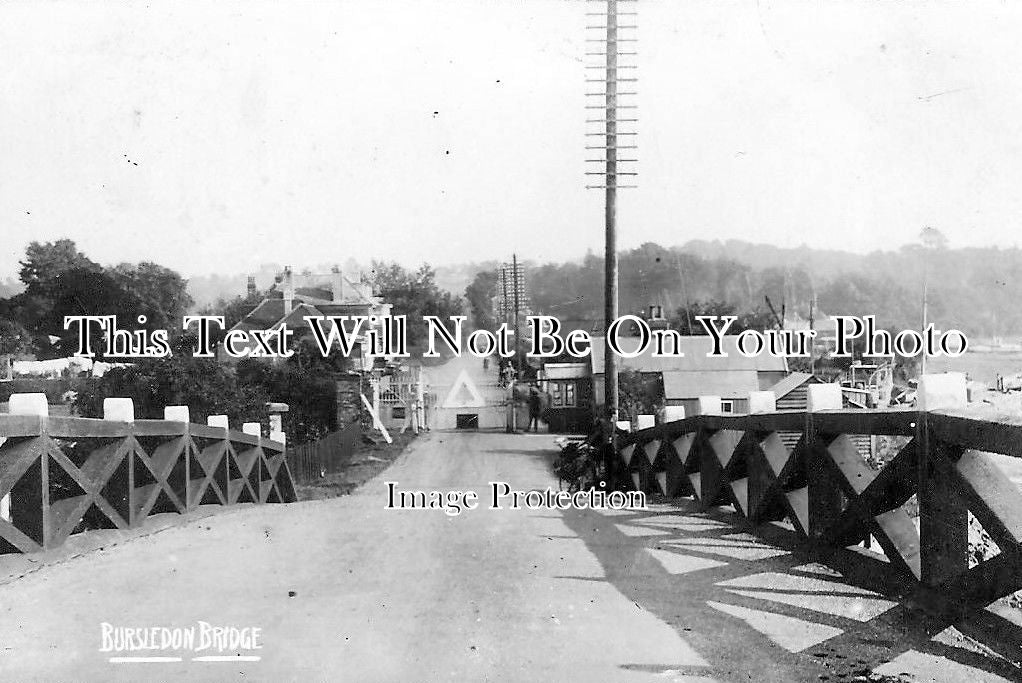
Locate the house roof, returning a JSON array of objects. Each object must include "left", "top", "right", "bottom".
[
  {"left": 590, "top": 336, "right": 788, "bottom": 375},
  {"left": 230, "top": 293, "right": 382, "bottom": 334},
  {"left": 765, "top": 371, "right": 819, "bottom": 399},
  {"left": 662, "top": 370, "right": 763, "bottom": 400},
  {"left": 541, "top": 363, "right": 589, "bottom": 380},
  {"left": 315, "top": 302, "right": 378, "bottom": 317},
  {"left": 232, "top": 298, "right": 288, "bottom": 332}
]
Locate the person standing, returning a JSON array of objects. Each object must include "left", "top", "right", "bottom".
[{"left": 527, "top": 383, "right": 542, "bottom": 433}]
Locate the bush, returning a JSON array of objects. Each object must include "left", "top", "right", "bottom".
[
  {"left": 0, "top": 377, "right": 74, "bottom": 404},
  {"left": 72, "top": 353, "right": 269, "bottom": 427}
]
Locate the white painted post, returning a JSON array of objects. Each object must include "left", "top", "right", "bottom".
[
  {"left": 372, "top": 379, "right": 380, "bottom": 425},
  {"left": 163, "top": 405, "right": 190, "bottom": 423},
  {"left": 361, "top": 393, "right": 393, "bottom": 444},
  {"left": 695, "top": 395, "right": 722, "bottom": 416},
  {"left": 635, "top": 414, "right": 655, "bottom": 430},
  {"left": 9, "top": 393, "right": 48, "bottom": 417},
  {"left": 748, "top": 390, "right": 777, "bottom": 414},
  {"left": 207, "top": 415, "right": 229, "bottom": 430},
  {"left": 269, "top": 430, "right": 286, "bottom": 445},
  {"left": 102, "top": 397, "right": 134, "bottom": 422},
  {"left": 806, "top": 384, "right": 842, "bottom": 412},
  {"left": 658, "top": 406, "right": 686, "bottom": 424},
  {"left": 416, "top": 378, "right": 426, "bottom": 432},
  {"left": 242, "top": 422, "right": 262, "bottom": 437}
]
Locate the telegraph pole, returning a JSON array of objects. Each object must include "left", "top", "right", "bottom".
[
  {"left": 604, "top": 0, "right": 619, "bottom": 425},
  {"left": 512, "top": 253, "right": 521, "bottom": 375},
  {"left": 585, "top": 0, "right": 636, "bottom": 484}
]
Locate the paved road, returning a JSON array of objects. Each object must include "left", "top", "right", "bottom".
[{"left": 0, "top": 431, "right": 1019, "bottom": 682}]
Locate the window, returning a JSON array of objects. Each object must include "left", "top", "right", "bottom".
[
  {"left": 720, "top": 399, "right": 735, "bottom": 414},
  {"left": 548, "top": 381, "right": 577, "bottom": 408},
  {"left": 391, "top": 406, "right": 406, "bottom": 420}
]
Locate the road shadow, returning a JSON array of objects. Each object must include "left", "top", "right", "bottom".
[{"left": 560, "top": 500, "right": 1022, "bottom": 683}]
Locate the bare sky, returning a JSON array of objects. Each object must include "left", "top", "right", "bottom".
[{"left": 2, "top": 1, "right": 1021, "bottom": 278}]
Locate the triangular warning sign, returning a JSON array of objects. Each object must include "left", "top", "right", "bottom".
[{"left": 442, "top": 369, "right": 486, "bottom": 408}]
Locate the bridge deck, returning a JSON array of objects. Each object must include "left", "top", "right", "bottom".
[{"left": 0, "top": 431, "right": 1018, "bottom": 681}]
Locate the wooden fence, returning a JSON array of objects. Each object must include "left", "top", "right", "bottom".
[
  {"left": 287, "top": 422, "right": 361, "bottom": 484},
  {"left": 0, "top": 413, "right": 297, "bottom": 554},
  {"left": 615, "top": 404, "right": 1022, "bottom": 612}
]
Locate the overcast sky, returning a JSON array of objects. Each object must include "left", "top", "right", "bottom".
[{"left": 2, "top": 1, "right": 1022, "bottom": 278}]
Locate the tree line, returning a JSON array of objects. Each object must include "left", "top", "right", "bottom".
[
  {"left": 465, "top": 234, "right": 998, "bottom": 345},
  {"left": 1, "top": 240, "right": 464, "bottom": 444}
]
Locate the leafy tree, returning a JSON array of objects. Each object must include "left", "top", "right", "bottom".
[
  {"left": 465, "top": 270, "right": 498, "bottom": 331},
  {"left": 5, "top": 240, "right": 103, "bottom": 350},
  {"left": 109, "top": 261, "right": 193, "bottom": 331},
  {"left": 37, "top": 267, "right": 147, "bottom": 359},
  {"left": 369, "top": 261, "right": 463, "bottom": 348},
  {"left": 0, "top": 318, "right": 32, "bottom": 357},
  {"left": 1, "top": 241, "right": 196, "bottom": 358},
  {"left": 19, "top": 239, "right": 100, "bottom": 294},
  {"left": 237, "top": 346, "right": 342, "bottom": 445}
]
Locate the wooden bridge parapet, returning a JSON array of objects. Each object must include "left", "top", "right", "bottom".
[
  {"left": 615, "top": 380, "right": 1022, "bottom": 612},
  {"left": 0, "top": 395, "right": 297, "bottom": 555}
]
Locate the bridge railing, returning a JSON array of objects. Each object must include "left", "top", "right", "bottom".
[
  {"left": 0, "top": 394, "right": 297, "bottom": 555},
  {"left": 615, "top": 376, "right": 1022, "bottom": 611}
]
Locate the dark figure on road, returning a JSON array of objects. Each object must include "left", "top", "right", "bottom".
[{"left": 527, "top": 384, "right": 542, "bottom": 433}]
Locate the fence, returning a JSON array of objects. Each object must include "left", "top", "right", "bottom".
[
  {"left": 287, "top": 422, "right": 361, "bottom": 484},
  {"left": 0, "top": 396, "right": 296, "bottom": 555},
  {"left": 614, "top": 379, "right": 1022, "bottom": 612}
]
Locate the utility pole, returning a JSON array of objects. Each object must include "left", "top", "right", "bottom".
[
  {"left": 585, "top": 0, "right": 636, "bottom": 485},
  {"left": 604, "top": 0, "right": 619, "bottom": 426},
  {"left": 512, "top": 253, "right": 521, "bottom": 375},
  {"left": 920, "top": 268, "right": 929, "bottom": 376},
  {"left": 500, "top": 265, "right": 509, "bottom": 322},
  {"left": 918, "top": 227, "right": 945, "bottom": 377},
  {"left": 809, "top": 286, "right": 817, "bottom": 375},
  {"left": 676, "top": 252, "right": 693, "bottom": 333}
]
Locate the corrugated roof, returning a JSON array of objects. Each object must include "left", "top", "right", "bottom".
[
  {"left": 662, "top": 370, "right": 762, "bottom": 399},
  {"left": 765, "top": 372, "right": 817, "bottom": 399},
  {"left": 590, "top": 336, "right": 788, "bottom": 375}
]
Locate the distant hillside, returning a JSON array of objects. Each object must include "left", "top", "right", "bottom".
[
  {"left": 178, "top": 238, "right": 1022, "bottom": 340},
  {"left": 514, "top": 239, "right": 1022, "bottom": 341},
  {"left": 677, "top": 240, "right": 871, "bottom": 279}
]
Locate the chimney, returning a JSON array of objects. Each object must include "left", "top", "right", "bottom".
[
  {"left": 246, "top": 276, "right": 256, "bottom": 298},
  {"left": 283, "top": 266, "right": 294, "bottom": 315},
  {"left": 331, "top": 265, "right": 344, "bottom": 303}
]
